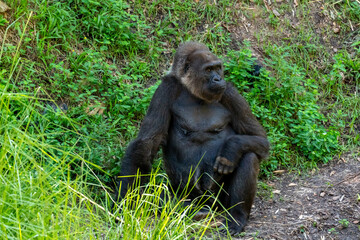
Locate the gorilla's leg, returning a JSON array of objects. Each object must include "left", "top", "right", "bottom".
[
  {"left": 113, "top": 138, "right": 154, "bottom": 207},
  {"left": 222, "top": 152, "right": 259, "bottom": 235}
]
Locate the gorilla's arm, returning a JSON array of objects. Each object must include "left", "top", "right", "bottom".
[
  {"left": 115, "top": 76, "right": 180, "bottom": 199},
  {"left": 214, "top": 83, "right": 270, "bottom": 174}
]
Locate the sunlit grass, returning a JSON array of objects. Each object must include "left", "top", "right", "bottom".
[
  {"left": 0, "top": 85, "right": 222, "bottom": 239},
  {"left": 0, "top": 19, "right": 222, "bottom": 238}
]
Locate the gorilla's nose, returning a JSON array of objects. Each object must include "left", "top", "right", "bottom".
[{"left": 213, "top": 76, "right": 221, "bottom": 82}]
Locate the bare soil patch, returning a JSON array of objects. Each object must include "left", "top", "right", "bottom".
[{"left": 239, "top": 154, "right": 360, "bottom": 239}]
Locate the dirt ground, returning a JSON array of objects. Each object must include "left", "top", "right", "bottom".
[
  {"left": 226, "top": 3, "right": 360, "bottom": 238},
  {"left": 237, "top": 153, "right": 360, "bottom": 240}
]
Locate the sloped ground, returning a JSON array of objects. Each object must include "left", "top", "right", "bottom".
[{"left": 240, "top": 153, "right": 360, "bottom": 239}]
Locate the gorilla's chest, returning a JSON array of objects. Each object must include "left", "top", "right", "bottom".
[
  {"left": 171, "top": 91, "right": 231, "bottom": 133},
  {"left": 166, "top": 91, "right": 233, "bottom": 167}
]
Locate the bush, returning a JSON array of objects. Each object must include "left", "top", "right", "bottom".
[{"left": 224, "top": 43, "right": 341, "bottom": 174}]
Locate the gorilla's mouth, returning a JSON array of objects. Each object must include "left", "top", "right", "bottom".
[
  {"left": 209, "top": 84, "right": 226, "bottom": 94},
  {"left": 208, "top": 78, "right": 226, "bottom": 94}
]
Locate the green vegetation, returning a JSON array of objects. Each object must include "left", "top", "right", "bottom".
[
  {"left": 0, "top": 0, "right": 359, "bottom": 238},
  {"left": 339, "top": 219, "right": 350, "bottom": 228}
]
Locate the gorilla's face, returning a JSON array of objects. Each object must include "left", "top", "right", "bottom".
[{"left": 181, "top": 49, "right": 226, "bottom": 102}]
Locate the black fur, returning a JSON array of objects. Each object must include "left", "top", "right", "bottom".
[{"left": 114, "top": 42, "right": 270, "bottom": 235}]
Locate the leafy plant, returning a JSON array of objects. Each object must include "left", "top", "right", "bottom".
[
  {"left": 224, "top": 42, "right": 341, "bottom": 173},
  {"left": 339, "top": 219, "right": 350, "bottom": 228},
  {"left": 34, "top": 0, "right": 149, "bottom": 54},
  {"left": 0, "top": 15, "right": 8, "bottom": 26}
]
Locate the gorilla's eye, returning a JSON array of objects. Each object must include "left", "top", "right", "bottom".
[
  {"left": 184, "top": 63, "right": 190, "bottom": 73},
  {"left": 182, "top": 129, "right": 192, "bottom": 136},
  {"left": 206, "top": 68, "right": 211, "bottom": 72}
]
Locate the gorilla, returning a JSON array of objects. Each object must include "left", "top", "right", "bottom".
[{"left": 114, "top": 42, "right": 270, "bottom": 235}]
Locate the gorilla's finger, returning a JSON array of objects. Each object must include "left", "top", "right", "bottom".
[
  {"left": 213, "top": 157, "right": 220, "bottom": 171},
  {"left": 217, "top": 164, "right": 224, "bottom": 174},
  {"left": 223, "top": 166, "right": 230, "bottom": 175}
]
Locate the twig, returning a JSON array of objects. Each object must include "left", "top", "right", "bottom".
[
  {"left": 331, "top": 171, "right": 360, "bottom": 186},
  {"left": 263, "top": 0, "right": 270, "bottom": 11},
  {"left": 251, "top": 220, "right": 306, "bottom": 226},
  {"left": 243, "top": 23, "right": 249, "bottom": 33},
  {"left": 349, "top": 19, "right": 354, "bottom": 31}
]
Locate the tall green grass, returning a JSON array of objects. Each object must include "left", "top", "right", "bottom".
[
  {"left": 0, "top": 54, "right": 221, "bottom": 240},
  {"left": 0, "top": 14, "right": 223, "bottom": 239}
]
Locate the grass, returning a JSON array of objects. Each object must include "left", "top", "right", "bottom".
[
  {"left": 0, "top": 67, "right": 219, "bottom": 239},
  {"left": 0, "top": 0, "right": 359, "bottom": 238}
]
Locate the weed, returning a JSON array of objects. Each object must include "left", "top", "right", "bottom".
[
  {"left": 268, "top": 13, "right": 279, "bottom": 27},
  {"left": 339, "top": 219, "right": 350, "bottom": 228},
  {"left": 0, "top": 15, "right": 8, "bottom": 26},
  {"left": 257, "top": 181, "right": 274, "bottom": 199}
]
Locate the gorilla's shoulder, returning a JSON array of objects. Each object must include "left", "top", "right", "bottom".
[{"left": 162, "top": 73, "right": 179, "bottom": 83}]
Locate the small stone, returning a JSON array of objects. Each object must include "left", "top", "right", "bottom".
[
  {"left": 0, "top": 1, "right": 10, "bottom": 12},
  {"left": 273, "top": 190, "right": 281, "bottom": 194},
  {"left": 320, "top": 192, "right": 326, "bottom": 197},
  {"left": 273, "top": 9, "right": 281, "bottom": 17},
  {"left": 333, "top": 27, "right": 340, "bottom": 33},
  {"left": 273, "top": 170, "right": 286, "bottom": 174},
  {"left": 288, "top": 183, "right": 297, "bottom": 187},
  {"left": 332, "top": 196, "right": 340, "bottom": 201}
]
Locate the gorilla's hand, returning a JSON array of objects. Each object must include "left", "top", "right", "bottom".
[{"left": 213, "top": 156, "right": 236, "bottom": 175}]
